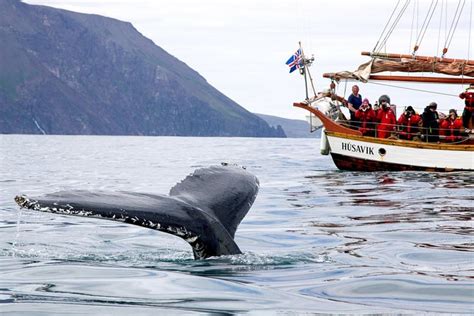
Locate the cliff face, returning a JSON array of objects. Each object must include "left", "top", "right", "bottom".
[
  {"left": 256, "top": 113, "right": 320, "bottom": 138},
  {"left": 0, "top": 0, "right": 285, "bottom": 137}
]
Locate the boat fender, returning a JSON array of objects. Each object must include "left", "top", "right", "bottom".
[{"left": 320, "top": 127, "right": 330, "bottom": 155}]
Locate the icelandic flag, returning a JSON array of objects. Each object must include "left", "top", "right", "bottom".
[{"left": 285, "top": 48, "right": 303, "bottom": 73}]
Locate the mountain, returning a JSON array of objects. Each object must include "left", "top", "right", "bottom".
[
  {"left": 0, "top": 0, "right": 285, "bottom": 137},
  {"left": 256, "top": 113, "right": 321, "bottom": 138}
]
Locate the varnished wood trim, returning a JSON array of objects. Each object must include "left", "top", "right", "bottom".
[
  {"left": 293, "top": 103, "right": 361, "bottom": 136},
  {"left": 368, "top": 75, "right": 474, "bottom": 85},
  {"left": 361, "top": 51, "right": 474, "bottom": 66},
  {"left": 327, "top": 131, "right": 474, "bottom": 151},
  {"left": 293, "top": 101, "right": 473, "bottom": 151}
]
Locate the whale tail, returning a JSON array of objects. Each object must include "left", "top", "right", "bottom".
[
  {"left": 170, "top": 165, "right": 259, "bottom": 238},
  {"left": 14, "top": 165, "right": 259, "bottom": 259}
]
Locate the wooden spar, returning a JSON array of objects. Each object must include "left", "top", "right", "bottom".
[
  {"left": 361, "top": 51, "right": 474, "bottom": 66},
  {"left": 322, "top": 73, "right": 474, "bottom": 84},
  {"left": 368, "top": 75, "right": 474, "bottom": 84},
  {"left": 323, "top": 73, "right": 342, "bottom": 79},
  {"left": 293, "top": 102, "right": 361, "bottom": 136}
]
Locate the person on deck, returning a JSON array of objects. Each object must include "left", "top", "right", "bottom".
[
  {"left": 378, "top": 95, "right": 396, "bottom": 118},
  {"left": 421, "top": 102, "right": 440, "bottom": 143},
  {"left": 397, "top": 106, "right": 421, "bottom": 140},
  {"left": 459, "top": 84, "right": 474, "bottom": 133},
  {"left": 440, "top": 109, "right": 463, "bottom": 142},
  {"left": 373, "top": 101, "right": 380, "bottom": 117},
  {"left": 347, "top": 85, "right": 362, "bottom": 129},
  {"left": 355, "top": 98, "right": 376, "bottom": 136},
  {"left": 376, "top": 99, "right": 396, "bottom": 138}
]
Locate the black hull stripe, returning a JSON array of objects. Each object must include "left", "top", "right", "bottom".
[{"left": 330, "top": 153, "right": 464, "bottom": 172}]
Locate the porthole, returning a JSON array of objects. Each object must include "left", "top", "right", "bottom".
[{"left": 378, "top": 148, "right": 386, "bottom": 156}]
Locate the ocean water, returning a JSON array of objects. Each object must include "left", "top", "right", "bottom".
[{"left": 0, "top": 135, "right": 473, "bottom": 314}]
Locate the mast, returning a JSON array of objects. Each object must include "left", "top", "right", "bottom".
[
  {"left": 299, "top": 42, "right": 317, "bottom": 100},
  {"left": 300, "top": 42, "right": 309, "bottom": 101}
]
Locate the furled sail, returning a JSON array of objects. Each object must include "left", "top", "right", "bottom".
[
  {"left": 323, "top": 60, "right": 374, "bottom": 83},
  {"left": 323, "top": 53, "right": 474, "bottom": 83}
]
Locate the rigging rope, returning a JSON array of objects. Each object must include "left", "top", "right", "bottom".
[
  {"left": 377, "top": 0, "right": 411, "bottom": 54},
  {"left": 416, "top": 0, "right": 420, "bottom": 45},
  {"left": 413, "top": 0, "right": 439, "bottom": 54},
  {"left": 373, "top": 0, "right": 402, "bottom": 53},
  {"left": 343, "top": 79, "right": 348, "bottom": 99},
  {"left": 436, "top": 0, "right": 445, "bottom": 55},
  {"left": 409, "top": 0, "right": 417, "bottom": 53},
  {"left": 444, "top": 0, "right": 448, "bottom": 49},
  {"left": 375, "top": 0, "right": 411, "bottom": 54},
  {"left": 367, "top": 81, "right": 459, "bottom": 97},
  {"left": 469, "top": 0, "right": 473, "bottom": 60},
  {"left": 443, "top": 0, "right": 466, "bottom": 56}
]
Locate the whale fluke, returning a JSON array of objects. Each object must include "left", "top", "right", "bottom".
[{"left": 14, "top": 165, "right": 259, "bottom": 259}]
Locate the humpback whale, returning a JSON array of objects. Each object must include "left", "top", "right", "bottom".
[{"left": 14, "top": 165, "right": 259, "bottom": 259}]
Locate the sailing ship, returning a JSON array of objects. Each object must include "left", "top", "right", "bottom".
[{"left": 292, "top": 1, "right": 474, "bottom": 171}]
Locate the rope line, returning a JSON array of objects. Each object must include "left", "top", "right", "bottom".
[
  {"left": 436, "top": 0, "right": 445, "bottom": 55},
  {"left": 373, "top": 0, "right": 402, "bottom": 52},
  {"left": 409, "top": 0, "right": 417, "bottom": 53},
  {"left": 367, "top": 81, "right": 459, "bottom": 97},
  {"left": 414, "top": 0, "right": 436, "bottom": 46},
  {"left": 443, "top": 0, "right": 465, "bottom": 53},
  {"left": 376, "top": 0, "right": 411, "bottom": 54},
  {"left": 469, "top": 0, "right": 473, "bottom": 61},
  {"left": 338, "top": 121, "right": 471, "bottom": 144},
  {"left": 413, "top": 0, "right": 439, "bottom": 54},
  {"left": 444, "top": 0, "right": 466, "bottom": 55}
]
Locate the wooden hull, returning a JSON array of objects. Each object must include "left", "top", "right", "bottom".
[
  {"left": 294, "top": 103, "right": 474, "bottom": 172},
  {"left": 327, "top": 133, "right": 473, "bottom": 171},
  {"left": 330, "top": 153, "right": 465, "bottom": 172}
]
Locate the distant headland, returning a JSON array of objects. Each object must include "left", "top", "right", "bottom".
[{"left": 0, "top": 0, "right": 287, "bottom": 137}]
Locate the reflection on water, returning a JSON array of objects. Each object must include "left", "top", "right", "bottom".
[
  {"left": 292, "top": 170, "right": 473, "bottom": 300},
  {"left": 0, "top": 135, "right": 473, "bottom": 314}
]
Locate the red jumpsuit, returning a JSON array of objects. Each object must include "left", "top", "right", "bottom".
[
  {"left": 376, "top": 108, "right": 396, "bottom": 138},
  {"left": 440, "top": 117, "right": 463, "bottom": 142},
  {"left": 397, "top": 113, "right": 421, "bottom": 140},
  {"left": 355, "top": 108, "right": 376, "bottom": 136},
  {"left": 459, "top": 91, "right": 474, "bottom": 129}
]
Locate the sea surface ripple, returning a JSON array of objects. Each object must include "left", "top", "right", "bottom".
[{"left": 0, "top": 135, "right": 473, "bottom": 314}]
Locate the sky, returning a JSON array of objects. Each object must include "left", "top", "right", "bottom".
[{"left": 25, "top": 0, "right": 473, "bottom": 119}]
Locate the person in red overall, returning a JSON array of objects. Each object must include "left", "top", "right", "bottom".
[
  {"left": 397, "top": 106, "right": 421, "bottom": 140},
  {"left": 355, "top": 98, "right": 376, "bottom": 136},
  {"left": 440, "top": 109, "right": 463, "bottom": 142},
  {"left": 376, "top": 100, "right": 396, "bottom": 138},
  {"left": 459, "top": 84, "right": 474, "bottom": 132}
]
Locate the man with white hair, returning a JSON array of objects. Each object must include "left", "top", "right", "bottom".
[{"left": 347, "top": 85, "right": 362, "bottom": 128}]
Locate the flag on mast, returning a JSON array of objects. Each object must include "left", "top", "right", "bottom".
[{"left": 285, "top": 48, "right": 303, "bottom": 73}]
